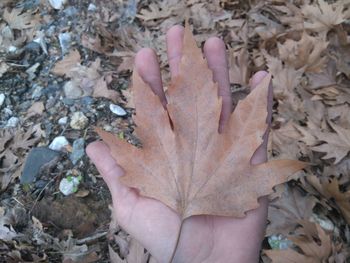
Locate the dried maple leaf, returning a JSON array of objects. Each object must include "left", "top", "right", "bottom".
[
  {"left": 97, "top": 25, "right": 305, "bottom": 220},
  {"left": 51, "top": 49, "right": 81, "bottom": 76},
  {"left": 307, "top": 176, "right": 350, "bottom": 224},
  {"left": 265, "top": 221, "right": 332, "bottom": 263},
  {"left": 267, "top": 186, "right": 317, "bottom": 236},
  {"left": 311, "top": 121, "right": 350, "bottom": 164},
  {"left": 302, "top": 0, "right": 349, "bottom": 33},
  {"left": 3, "top": 8, "right": 39, "bottom": 30},
  {"left": 277, "top": 32, "right": 328, "bottom": 73}
]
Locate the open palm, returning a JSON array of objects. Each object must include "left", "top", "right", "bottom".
[{"left": 87, "top": 25, "right": 272, "bottom": 263}]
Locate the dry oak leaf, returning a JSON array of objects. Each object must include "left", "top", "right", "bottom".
[{"left": 97, "top": 26, "right": 305, "bottom": 219}]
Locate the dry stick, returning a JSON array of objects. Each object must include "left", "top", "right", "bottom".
[{"left": 169, "top": 220, "right": 184, "bottom": 263}]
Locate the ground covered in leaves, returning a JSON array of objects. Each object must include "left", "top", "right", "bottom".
[{"left": 0, "top": 0, "right": 350, "bottom": 262}]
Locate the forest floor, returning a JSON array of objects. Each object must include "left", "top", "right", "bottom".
[{"left": 0, "top": 0, "right": 350, "bottom": 262}]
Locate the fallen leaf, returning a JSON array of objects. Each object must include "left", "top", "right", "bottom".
[
  {"left": 228, "top": 47, "right": 250, "bottom": 86},
  {"left": 265, "top": 221, "right": 332, "bottom": 262},
  {"left": 93, "top": 77, "right": 119, "bottom": 103},
  {"left": 302, "top": 0, "right": 349, "bottom": 33},
  {"left": 27, "top": 101, "right": 45, "bottom": 117},
  {"left": 3, "top": 8, "right": 39, "bottom": 30},
  {"left": 277, "top": 32, "right": 328, "bottom": 73},
  {"left": 307, "top": 176, "right": 350, "bottom": 224},
  {"left": 311, "top": 121, "right": 350, "bottom": 164},
  {"left": 52, "top": 49, "right": 81, "bottom": 76},
  {"left": 97, "top": 25, "right": 305, "bottom": 219},
  {"left": 267, "top": 185, "right": 318, "bottom": 236}
]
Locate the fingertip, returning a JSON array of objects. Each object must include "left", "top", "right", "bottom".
[
  {"left": 86, "top": 141, "right": 108, "bottom": 160},
  {"left": 203, "top": 37, "right": 226, "bottom": 56},
  {"left": 166, "top": 25, "right": 184, "bottom": 76},
  {"left": 134, "top": 48, "right": 166, "bottom": 104},
  {"left": 250, "top": 71, "right": 269, "bottom": 90},
  {"left": 166, "top": 25, "right": 184, "bottom": 38},
  {"left": 135, "top": 48, "right": 158, "bottom": 74}
]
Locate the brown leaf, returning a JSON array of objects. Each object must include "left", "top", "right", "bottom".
[
  {"left": 3, "top": 8, "right": 39, "bottom": 30},
  {"left": 93, "top": 77, "right": 119, "bottom": 103},
  {"left": 27, "top": 101, "right": 45, "bottom": 117},
  {"left": 52, "top": 50, "right": 81, "bottom": 76},
  {"left": 97, "top": 25, "right": 305, "bottom": 219},
  {"left": 302, "top": 0, "right": 348, "bottom": 33},
  {"left": 265, "top": 221, "right": 332, "bottom": 262},
  {"left": 277, "top": 32, "right": 328, "bottom": 73},
  {"left": 267, "top": 186, "right": 318, "bottom": 236},
  {"left": 311, "top": 121, "right": 350, "bottom": 164},
  {"left": 307, "top": 176, "right": 350, "bottom": 224}
]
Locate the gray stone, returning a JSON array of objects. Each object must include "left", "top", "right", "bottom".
[
  {"left": 63, "top": 80, "right": 82, "bottom": 99},
  {"left": 58, "top": 32, "right": 71, "bottom": 54},
  {"left": 31, "top": 85, "right": 43, "bottom": 100},
  {"left": 5, "top": 117, "right": 19, "bottom": 128},
  {"left": 70, "top": 138, "right": 85, "bottom": 165},
  {"left": 21, "top": 147, "right": 60, "bottom": 184},
  {"left": 0, "top": 94, "right": 5, "bottom": 108}
]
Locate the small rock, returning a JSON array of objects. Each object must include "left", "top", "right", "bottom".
[
  {"left": 109, "top": 104, "right": 127, "bottom": 116},
  {"left": 49, "top": 136, "right": 70, "bottom": 151},
  {"left": 58, "top": 116, "right": 68, "bottom": 125},
  {"left": 268, "top": 234, "right": 293, "bottom": 250},
  {"left": 58, "top": 32, "right": 71, "bottom": 54},
  {"left": 70, "top": 138, "right": 85, "bottom": 165},
  {"left": 70, "top": 112, "right": 88, "bottom": 130},
  {"left": 63, "top": 80, "right": 82, "bottom": 99},
  {"left": 0, "top": 93, "right": 5, "bottom": 108},
  {"left": 88, "top": 3, "right": 97, "bottom": 11},
  {"left": 64, "top": 6, "right": 78, "bottom": 17},
  {"left": 31, "top": 85, "right": 43, "bottom": 100},
  {"left": 49, "top": 0, "right": 66, "bottom": 9},
  {"left": 21, "top": 147, "right": 60, "bottom": 184},
  {"left": 8, "top": 45, "right": 17, "bottom": 53},
  {"left": 5, "top": 117, "right": 19, "bottom": 128},
  {"left": 59, "top": 176, "right": 81, "bottom": 196}
]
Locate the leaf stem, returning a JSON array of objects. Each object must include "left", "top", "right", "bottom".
[{"left": 169, "top": 219, "right": 184, "bottom": 263}]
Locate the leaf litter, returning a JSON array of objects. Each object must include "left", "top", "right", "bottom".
[{"left": 0, "top": 0, "right": 350, "bottom": 262}]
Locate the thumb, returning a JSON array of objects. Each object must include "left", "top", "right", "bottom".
[{"left": 86, "top": 141, "right": 130, "bottom": 200}]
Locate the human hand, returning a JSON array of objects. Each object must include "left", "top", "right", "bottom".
[{"left": 87, "top": 25, "right": 272, "bottom": 263}]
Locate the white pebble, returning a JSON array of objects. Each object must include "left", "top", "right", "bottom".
[
  {"left": 58, "top": 116, "right": 68, "bottom": 125},
  {"left": 88, "top": 3, "right": 97, "bottom": 11},
  {"left": 109, "top": 104, "right": 127, "bottom": 116},
  {"left": 59, "top": 177, "right": 80, "bottom": 196},
  {"left": 70, "top": 112, "right": 88, "bottom": 130},
  {"left": 49, "top": 0, "right": 66, "bottom": 9},
  {"left": 0, "top": 94, "right": 5, "bottom": 108},
  {"left": 8, "top": 46, "right": 17, "bottom": 53},
  {"left": 49, "top": 136, "right": 70, "bottom": 151},
  {"left": 5, "top": 117, "right": 19, "bottom": 128}
]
